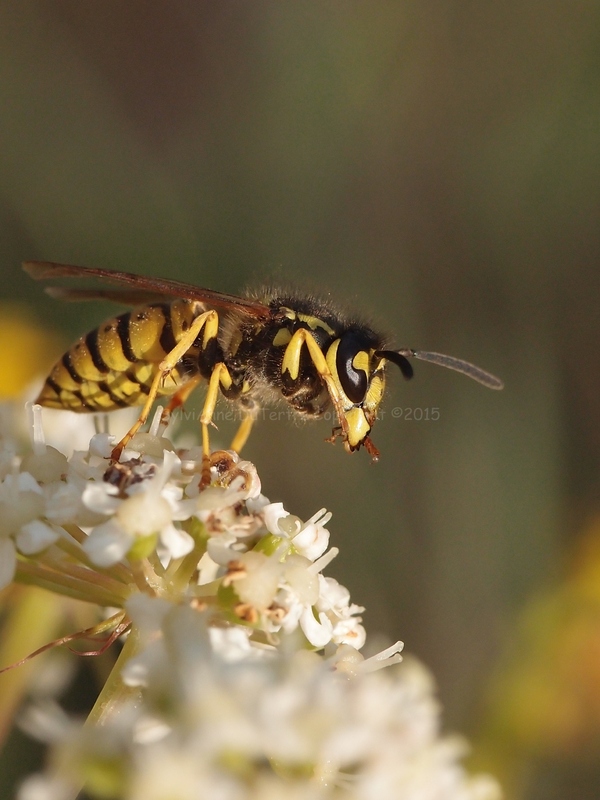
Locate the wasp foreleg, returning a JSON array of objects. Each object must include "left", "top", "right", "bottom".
[{"left": 280, "top": 328, "right": 348, "bottom": 443}]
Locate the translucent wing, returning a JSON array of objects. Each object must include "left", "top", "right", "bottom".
[
  {"left": 44, "top": 287, "right": 175, "bottom": 305},
  {"left": 23, "top": 261, "right": 271, "bottom": 318}
]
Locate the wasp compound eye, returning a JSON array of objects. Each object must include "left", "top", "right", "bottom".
[{"left": 336, "top": 331, "right": 370, "bottom": 403}]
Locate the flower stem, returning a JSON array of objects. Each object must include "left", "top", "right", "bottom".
[
  {"left": 85, "top": 625, "right": 141, "bottom": 726},
  {"left": 14, "top": 562, "right": 122, "bottom": 607},
  {"left": 62, "top": 627, "right": 142, "bottom": 800}
]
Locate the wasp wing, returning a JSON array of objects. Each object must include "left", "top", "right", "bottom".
[
  {"left": 23, "top": 261, "right": 271, "bottom": 318},
  {"left": 44, "top": 287, "right": 174, "bottom": 305}
]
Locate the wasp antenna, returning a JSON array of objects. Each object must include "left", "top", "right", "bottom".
[
  {"left": 394, "top": 349, "right": 504, "bottom": 390},
  {"left": 375, "top": 350, "right": 414, "bottom": 380}
]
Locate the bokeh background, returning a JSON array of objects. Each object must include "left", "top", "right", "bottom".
[{"left": 1, "top": 2, "right": 600, "bottom": 798}]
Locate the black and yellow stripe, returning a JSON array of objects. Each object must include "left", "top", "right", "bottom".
[{"left": 37, "top": 300, "right": 204, "bottom": 412}]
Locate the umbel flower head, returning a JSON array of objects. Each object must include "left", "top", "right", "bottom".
[{"left": 0, "top": 402, "right": 500, "bottom": 800}]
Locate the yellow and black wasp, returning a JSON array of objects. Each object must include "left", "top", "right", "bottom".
[{"left": 24, "top": 261, "right": 503, "bottom": 466}]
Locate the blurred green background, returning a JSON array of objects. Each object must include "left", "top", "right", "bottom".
[{"left": 1, "top": 2, "right": 600, "bottom": 798}]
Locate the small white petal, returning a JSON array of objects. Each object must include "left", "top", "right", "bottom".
[
  {"left": 7, "top": 471, "right": 44, "bottom": 494},
  {"left": 196, "top": 551, "right": 220, "bottom": 584},
  {"left": 332, "top": 618, "right": 366, "bottom": 649},
  {"left": 279, "top": 599, "right": 303, "bottom": 633},
  {"left": 82, "top": 482, "right": 120, "bottom": 515},
  {"left": 195, "top": 485, "right": 237, "bottom": 512},
  {"left": 310, "top": 546, "right": 339, "bottom": 574},
  {"left": 284, "top": 555, "right": 319, "bottom": 605},
  {"left": 261, "top": 502, "right": 289, "bottom": 535},
  {"left": 126, "top": 594, "right": 173, "bottom": 632},
  {"left": 121, "top": 655, "right": 152, "bottom": 688},
  {"left": 292, "top": 521, "right": 330, "bottom": 560},
  {"left": 206, "top": 539, "right": 238, "bottom": 567},
  {"left": 0, "top": 491, "right": 45, "bottom": 536},
  {"left": 235, "top": 551, "right": 283, "bottom": 609},
  {"left": 88, "top": 433, "right": 115, "bottom": 458},
  {"left": 300, "top": 607, "right": 334, "bottom": 648},
  {"left": 83, "top": 520, "right": 131, "bottom": 566},
  {"left": 148, "top": 448, "right": 180, "bottom": 491},
  {"left": 128, "top": 432, "right": 174, "bottom": 458},
  {"left": 159, "top": 523, "right": 194, "bottom": 559},
  {"left": 209, "top": 627, "right": 253, "bottom": 661},
  {"left": 35, "top": 407, "right": 101, "bottom": 456},
  {"left": 17, "top": 773, "right": 72, "bottom": 800},
  {"left": 122, "top": 638, "right": 171, "bottom": 690},
  {"left": 116, "top": 493, "right": 172, "bottom": 536},
  {"left": 160, "top": 482, "right": 184, "bottom": 507},
  {"left": 17, "top": 699, "right": 72, "bottom": 744},
  {"left": 316, "top": 575, "right": 350, "bottom": 612},
  {"left": 20, "top": 447, "right": 68, "bottom": 484},
  {"left": 16, "top": 520, "right": 60, "bottom": 554},
  {"left": 245, "top": 493, "right": 271, "bottom": 514},
  {"left": 45, "top": 480, "right": 106, "bottom": 527},
  {"left": 133, "top": 715, "right": 171, "bottom": 745},
  {"left": 233, "top": 460, "right": 262, "bottom": 498}
]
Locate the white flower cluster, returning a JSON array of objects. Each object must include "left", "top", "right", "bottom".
[
  {"left": 0, "top": 403, "right": 500, "bottom": 800},
  {"left": 20, "top": 601, "right": 500, "bottom": 800},
  {"left": 0, "top": 404, "right": 365, "bottom": 652}
]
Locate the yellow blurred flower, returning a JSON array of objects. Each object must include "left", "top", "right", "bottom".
[
  {"left": 475, "top": 517, "right": 600, "bottom": 798},
  {"left": 0, "top": 304, "right": 62, "bottom": 398}
]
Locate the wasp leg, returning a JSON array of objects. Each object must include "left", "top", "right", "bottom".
[
  {"left": 110, "top": 310, "right": 219, "bottom": 461},
  {"left": 324, "top": 425, "right": 342, "bottom": 444},
  {"left": 281, "top": 328, "right": 348, "bottom": 439},
  {"left": 199, "top": 362, "right": 233, "bottom": 486},
  {"left": 161, "top": 375, "right": 202, "bottom": 426},
  {"left": 230, "top": 414, "right": 255, "bottom": 454}
]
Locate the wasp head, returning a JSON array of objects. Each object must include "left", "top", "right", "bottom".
[{"left": 325, "top": 332, "right": 414, "bottom": 460}]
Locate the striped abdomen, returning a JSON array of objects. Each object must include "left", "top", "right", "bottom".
[{"left": 37, "top": 300, "right": 204, "bottom": 412}]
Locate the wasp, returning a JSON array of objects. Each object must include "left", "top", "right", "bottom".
[{"left": 24, "top": 261, "right": 503, "bottom": 467}]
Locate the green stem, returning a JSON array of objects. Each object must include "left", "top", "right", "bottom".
[
  {"left": 64, "top": 627, "right": 143, "bottom": 800},
  {"left": 38, "top": 553, "right": 131, "bottom": 602},
  {"left": 14, "top": 563, "right": 121, "bottom": 607},
  {"left": 85, "top": 625, "right": 142, "bottom": 726},
  {"left": 128, "top": 559, "right": 157, "bottom": 594}
]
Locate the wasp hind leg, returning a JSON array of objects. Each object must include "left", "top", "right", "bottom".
[
  {"left": 161, "top": 376, "right": 201, "bottom": 425},
  {"left": 230, "top": 413, "right": 255, "bottom": 454},
  {"left": 198, "top": 362, "right": 234, "bottom": 486}
]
